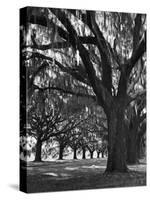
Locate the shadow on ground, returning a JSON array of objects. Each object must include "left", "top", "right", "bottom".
[
  {"left": 21, "top": 158, "right": 146, "bottom": 193},
  {"left": 9, "top": 184, "right": 19, "bottom": 191}
]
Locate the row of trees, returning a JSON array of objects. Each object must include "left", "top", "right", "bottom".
[
  {"left": 20, "top": 90, "right": 108, "bottom": 161},
  {"left": 20, "top": 87, "right": 145, "bottom": 163},
  {"left": 20, "top": 7, "right": 146, "bottom": 172},
  {"left": 20, "top": 133, "right": 108, "bottom": 161}
]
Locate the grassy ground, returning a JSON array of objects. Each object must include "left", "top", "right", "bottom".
[{"left": 22, "top": 158, "right": 146, "bottom": 193}]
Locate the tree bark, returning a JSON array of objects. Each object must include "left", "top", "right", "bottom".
[
  {"left": 82, "top": 148, "right": 86, "bottom": 159},
  {"left": 73, "top": 148, "right": 77, "bottom": 159},
  {"left": 137, "top": 124, "right": 146, "bottom": 159},
  {"left": 101, "top": 150, "right": 105, "bottom": 158},
  {"left": 59, "top": 145, "right": 64, "bottom": 160},
  {"left": 34, "top": 139, "right": 42, "bottom": 162},
  {"left": 105, "top": 101, "right": 128, "bottom": 172},
  {"left": 137, "top": 134, "right": 145, "bottom": 159},
  {"left": 137, "top": 138, "right": 141, "bottom": 159},
  {"left": 126, "top": 130, "right": 138, "bottom": 164},
  {"left": 97, "top": 151, "right": 100, "bottom": 158},
  {"left": 90, "top": 151, "right": 94, "bottom": 159}
]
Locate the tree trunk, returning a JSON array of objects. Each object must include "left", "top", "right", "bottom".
[
  {"left": 73, "top": 148, "right": 77, "bottom": 159},
  {"left": 101, "top": 150, "right": 105, "bottom": 158},
  {"left": 137, "top": 138, "right": 142, "bottom": 159},
  {"left": 59, "top": 145, "right": 64, "bottom": 160},
  {"left": 137, "top": 135, "right": 145, "bottom": 159},
  {"left": 97, "top": 151, "right": 100, "bottom": 158},
  {"left": 34, "top": 139, "right": 42, "bottom": 162},
  {"left": 82, "top": 148, "right": 86, "bottom": 159},
  {"left": 106, "top": 103, "right": 128, "bottom": 173},
  {"left": 137, "top": 130, "right": 146, "bottom": 159},
  {"left": 90, "top": 151, "right": 94, "bottom": 159},
  {"left": 126, "top": 130, "right": 138, "bottom": 164}
]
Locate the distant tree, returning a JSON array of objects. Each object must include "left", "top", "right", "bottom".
[
  {"left": 55, "top": 116, "right": 87, "bottom": 160},
  {"left": 96, "top": 139, "right": 108, "bottom": 158},
  {"left": 86, "top": 133, "right": 97, "bottom": 159},
  {"left": 76, "top": 107, "right": 108, "bottom": 159},
  {"left": 28, "top": 91, "right": 65, "bottom": 162},
  {"left": 79, "top": 136, "right": 88, "bottom": 159},
  {"left": 69, "top": 128, "right": 82, "bottom": 159}
]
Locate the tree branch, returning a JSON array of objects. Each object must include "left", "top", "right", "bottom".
[
  {"left": 127, "top": 58, "right": 144, "bottom": 94},
  {"left": 133, "top": 14, "right": 142, "bottom": 52},
  {"left": 33, "top": 84, "right": 96, "bottom": 101},
  {"left": 88, "top": 11, "right": 113, "bottom": 94},
  {"left": 127, "top": 32, "right": 146, "bottom": 76},
  {"left": 50, "top": 8, "right": 113, "bottom": 109},
  {"left": 23, "top": 36, "right": 97, "bottom": 50},
  {"left": 117, "top": 32, "right": 146, "bottom": 97},
  {"left": 26, "top": 51, "right": 90, "bottom": 86}
]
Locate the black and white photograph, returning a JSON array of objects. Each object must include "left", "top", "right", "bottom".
[{"left": 20, "top": 6, "right": 146, "bottom": 193}]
